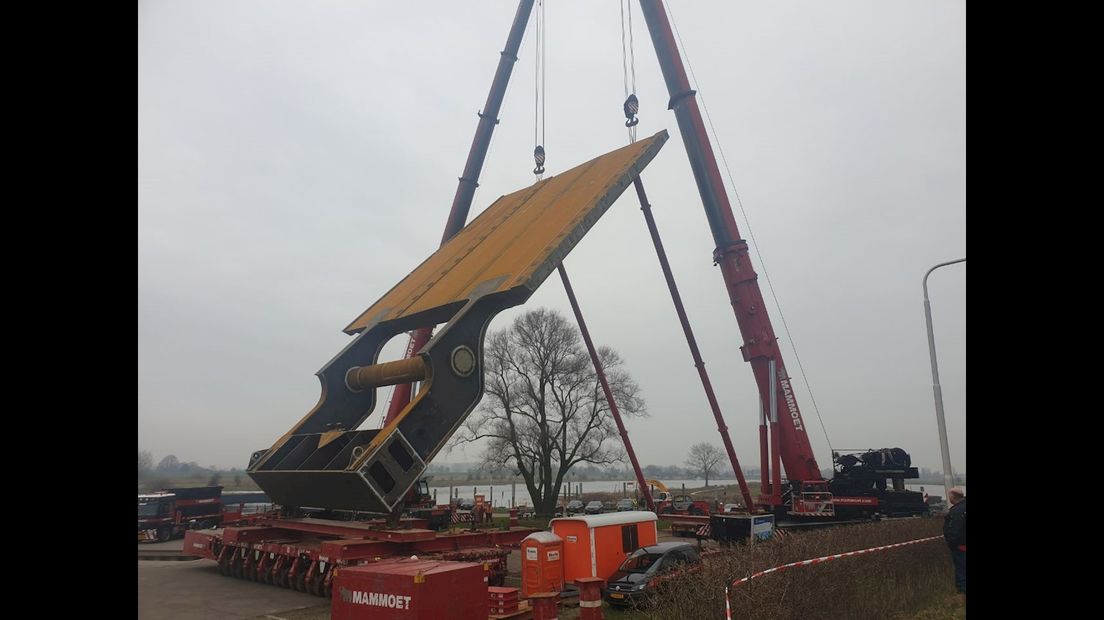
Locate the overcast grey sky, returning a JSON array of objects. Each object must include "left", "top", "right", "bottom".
[{"left": 138, "top": 1, "right": 965, "bottom": 475}]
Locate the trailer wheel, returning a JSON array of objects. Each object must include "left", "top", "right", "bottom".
[
  {"left": 275, "top": 564, "right": 290, "bottom": 588},
  {"left": 218, "top": 552, "right": 231, "bottom": 576},
  {"left": 293, "top": 569, "right": 307, "bottom": 592},
  {"left": 690, "top": 505, "right": 705, "bottom": 516},
  {"left": 156, "top": 526, "right": 171, "bottom": 542},
  {"left": 230, "top": 555, "right": 244, "bottom": 579}
]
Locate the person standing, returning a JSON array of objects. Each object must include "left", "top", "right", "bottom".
[{"left": 943, "top": 487, "right": 967, "bottom": 603}]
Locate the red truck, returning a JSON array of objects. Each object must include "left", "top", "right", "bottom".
[{"left": 137, "top": 486, "right": 271, "bottom": 542}]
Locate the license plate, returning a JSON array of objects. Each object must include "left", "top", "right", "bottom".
[{"left": 610, "top": 593, "right": 624, "bottom": 599}]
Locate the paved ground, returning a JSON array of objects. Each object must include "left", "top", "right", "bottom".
[
  {"left": 138, "top": 530, "right": 691, "bottom": 619},
  {"left": 139, "top": 558, "right": 328, "bottom": 620}
]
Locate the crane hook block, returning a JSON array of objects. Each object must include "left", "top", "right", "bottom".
[
  {"left": 246, "top": 131, "right": 670, "bottom": 513},
  {"left": 624, "top": 94, "right": 640, "bottom": 127},
  {"left": 533, "top": 145, "right": 546, "bottom": 175}
]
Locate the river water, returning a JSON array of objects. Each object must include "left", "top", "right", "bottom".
[{"left": 429, "top": 479, "right": 967, "bottom": 509}]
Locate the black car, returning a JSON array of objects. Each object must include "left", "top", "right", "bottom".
[
  {"left": 584, "top": 500, "right": 604, "bottom": 514},
  {"left": 604, "top": 542, "right": 702, "bottom": 607},
  {"left": 566, "top": 500, "right": 586, "bottom": 515}
]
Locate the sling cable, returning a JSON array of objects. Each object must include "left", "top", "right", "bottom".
[{"left": 619, "top": 0, "right": 756, "bottom": 512}]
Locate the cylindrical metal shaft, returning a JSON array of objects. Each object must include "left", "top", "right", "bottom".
[{"left": 346, "top": 357, "right": 428, "bottom": 391}]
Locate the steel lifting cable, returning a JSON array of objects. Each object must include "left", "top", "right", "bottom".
[
  {"left": 533, "top": 0, "right": 546, "bottom": 179},
  {"left": 665, "top": 2, "right": 834, "bottom": 457},
  {"left": 616, "top": 2, "right": 754, "bottom": 510},
  {"left": 620, "top": 0, "right": 639, "bottom": 141},
  {"left": 521, "top": 2, "right": 655, "bottom": 512}
]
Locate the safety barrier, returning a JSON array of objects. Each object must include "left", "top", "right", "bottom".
[
  {"left": 729, "top": 535, "right": 942, "bottom": 589},
  {"left": 723, "top": 535, "right": 943, "bottom": 618}
]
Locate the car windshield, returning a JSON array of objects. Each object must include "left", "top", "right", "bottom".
[
  {"left": 619, "top": 552, "right": 664, "bottom": 573},
  {"left": 587, "top": 501, "right": 601, "bottom": 507}
]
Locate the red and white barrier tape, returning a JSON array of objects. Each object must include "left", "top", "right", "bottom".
[{"left": 730, "top": 535, "right": 942, "bottom": 589}]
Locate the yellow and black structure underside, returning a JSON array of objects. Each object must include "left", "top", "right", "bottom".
[{"left": 247, "top": 131, "right": 668, "bottom": 512}]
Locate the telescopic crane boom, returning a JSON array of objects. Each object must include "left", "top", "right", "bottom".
[{"left": 638, "top": 1, "right": 821, "bottom": 507}]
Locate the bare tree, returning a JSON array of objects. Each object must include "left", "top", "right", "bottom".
[
  {"left": 138, "top": 450, "right": 154, "bottom": 480},
  {"left": 157, "top": 454, "right": 180, "bottom": 473},
  {"left": 452, "top": 308, "right": 646, "bottom": 516},
  {"left": 685, "top": 443, "right": 726, "bottom": 487}
]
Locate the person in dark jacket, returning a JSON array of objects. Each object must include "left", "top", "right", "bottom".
[{"left": 943, "top": 487, "right": 967, "bottom": 602}]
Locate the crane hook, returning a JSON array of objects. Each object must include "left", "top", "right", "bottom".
[
  {"left": 533, "top": 145, "right": 546, "bottom": 175},
  {"left": 623, "top": 94, "right": 640, "bottom": 128}
]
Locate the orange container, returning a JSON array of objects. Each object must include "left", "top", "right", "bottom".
[
  {"left": 520, "top": 531, "right": 564, "bottom": 597},
  {"left": 549, "top": 511, "right": 658, "bottom": 582}
]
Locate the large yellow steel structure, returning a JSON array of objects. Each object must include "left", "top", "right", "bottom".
[{"left": 248, "top": 131, "right": 668, "bottom": 513}]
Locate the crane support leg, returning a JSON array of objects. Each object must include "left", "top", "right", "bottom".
[
  {"left": 632, "top": 177, "right": 755, "bottom": 511},
  {"left": 559, "top": 264, "right": 655, "bottom": 512}
]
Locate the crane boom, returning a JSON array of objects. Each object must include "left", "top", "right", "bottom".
[
  {"left": 385, "top": 0, "right": 536, "bottom": 425},
  {"left": 638, "top": 1, "right": 822, "bottom": 497}
]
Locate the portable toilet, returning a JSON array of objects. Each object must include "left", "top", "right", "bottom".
[
  {"left": 520, "top": 531, "right": 564, "bottom": 597},
  {"left": 549, "top": 511, "right": 658, "bottom": 582}
]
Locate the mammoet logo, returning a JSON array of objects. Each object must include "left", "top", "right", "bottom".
[
  {"left": 777, "top": 375, "right": 804, "bottom": 432},
  {"left": 338, "top": 587, "right": 412, "bottom": 610}
]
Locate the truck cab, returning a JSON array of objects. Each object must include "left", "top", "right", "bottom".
[
  {"left": 138, "top": 486, "right": 225, "bottom": 542},
  {"left": 137, "top": 493, "right": 178, "bottom": 542}
]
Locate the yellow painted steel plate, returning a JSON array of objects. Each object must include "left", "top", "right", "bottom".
[{"left": 344, "top": 130, "right": 668, "bottom": 334}]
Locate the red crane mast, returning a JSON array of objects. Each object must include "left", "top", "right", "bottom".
[{"left": 638, "top": 1, "right": 822, "bottom": 505}]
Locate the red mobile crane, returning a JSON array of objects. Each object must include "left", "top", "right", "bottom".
[
  {"left": 637, "top": 1, "right": 926, "bottom": 520},
  {"left": 183, "top": 9, "right": 930, "bottom": 599}
]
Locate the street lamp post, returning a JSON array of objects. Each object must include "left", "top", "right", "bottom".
[{"left": 923, "top": 258, "right": 966, "bottom": 494}]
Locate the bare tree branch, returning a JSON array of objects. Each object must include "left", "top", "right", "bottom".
[
  {"left": 450, "top": 308, "right": 648, "bottom": 516},
  {"left": 685, "top": 443, "right": 726, "bottom": 487}
]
